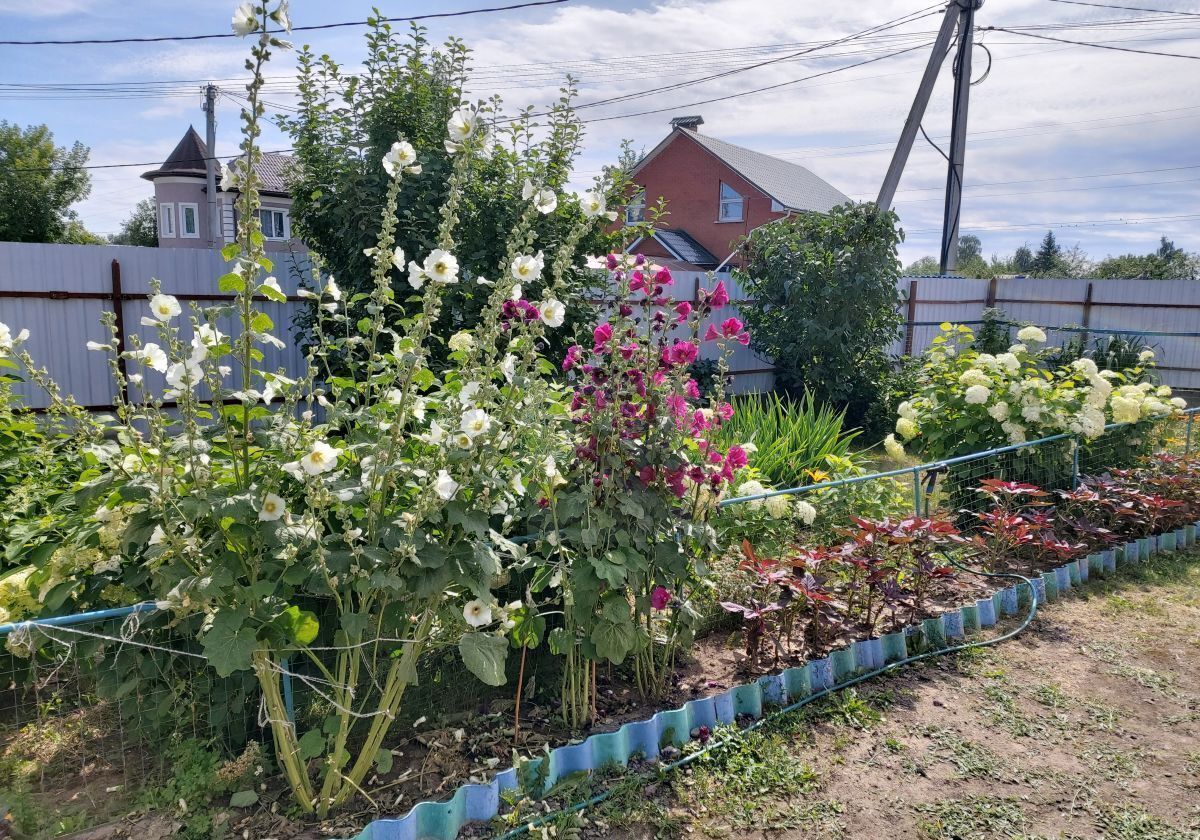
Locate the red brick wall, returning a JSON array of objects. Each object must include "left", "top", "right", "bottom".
[{"left": 631, "top": 131, "right": 786, "bottom": 266}]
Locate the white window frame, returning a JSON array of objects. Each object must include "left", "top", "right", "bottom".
[
  {"left": 625, "top": 190, "right": 646, "bottom": 224},
  {"left": 158, "top": 202, "right": 176, "bottom": 238},
  {"left": 259, "top": 208, "right": 289, "bottom": 240},
  {"left": 718, "top": 182, "right": 744, "bottom": 223},
  {"left": 179, "top": 202, "right": 200, "bottom": 238}
]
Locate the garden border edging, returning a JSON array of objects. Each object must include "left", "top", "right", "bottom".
[{"left": 346, "top": 521, "right": 1200, "bottom": 840}]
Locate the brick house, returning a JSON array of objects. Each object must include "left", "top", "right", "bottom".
[
  {"left": 625, "top": 116, "right": 849, "bottom": 270},
  {"left": 141, "top": 126, "right": 304, "bottom": 253}
]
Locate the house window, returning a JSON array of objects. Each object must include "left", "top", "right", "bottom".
[
  {"left": 259, "top": 208, "right": 288, "bottom": 240},
  {"left": 625, "top": 190, "right": 645, "bottom": 224},
  {"left": 179, "top": 203, "right": 199, "bottom": 238},
  {"left": 158, "top": 202, "right": 175, "bottom": 238},
  {"left": 718, "top": 183, "right": 744, "bottom": 222}
]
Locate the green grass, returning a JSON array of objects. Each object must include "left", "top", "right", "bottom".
[
  {"left": 915, "top": 795, "right": 1027, "bottom": 839},
  {"left": 920, "top": 726, "right": 1007, "bottom": 780},
  {"left": 1097, "top": 803, "right": 1196, "bottom": 839}
]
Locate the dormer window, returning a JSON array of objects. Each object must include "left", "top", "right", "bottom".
[
  {"left": 626, "top": 189, "right": 646, "bottom": 224},
  {"left": 718, "top": 182, "right": 744, "bottom": 222}
]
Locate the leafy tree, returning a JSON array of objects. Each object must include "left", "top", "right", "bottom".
[
  {"left": 1092, "top": 236, "right": 1198, "bottom": 280},
  {"left": 0, "top": 121, "right": 92, "bottom": 243},
  {"left": 280, "top": 23, "right": 617, "bottom": 358},
  {"left": 904, "top": 255, "right": 940, "bottom": 275},
  {"left": 109, "top": 198, "right": 158, "bottom": 247},
  {"left": 737, "top": 202, "right": 904, "bottom": 426},
  {"left": 1031, "top": 230, "right": 1061, "bottom": 274},
  {"left": 1012, "top": 244, "right": 1034, "bottom": 273},
  {"left": 957, "top": 234, "right": 982, "bottom": 263}
]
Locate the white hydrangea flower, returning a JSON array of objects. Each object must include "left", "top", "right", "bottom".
[
  {"left": 794, "top": 499, "right": 817, "bottom": 526},
  {"left": 996, "top": 353, "right": 1020, "bottom": 372},
  {"left": 883, "top": 434, "right": 905, "bottom": 460},
  {"left": 987, "top": 401, "right": 1010, "bottom": 422},
  {"left": 1017, "top": 325, "right": 1047, "bottom": 344},
  {"left": 895, "top": 417, "right": 918, "bottom": 441},
  {"left": 448, "top": 332, "right": 475, "bottom": 352},
  {"left": 1071, "top": 358, "right": 1098, "bottom": 377},
  {"left": 958, "top": 368, "right": 990, "bottom": 388},
  {"left": 1138, "top": 348, "right": 1155, "bottom": 362},
  {"left": 259, "top": 493, "right": 287, "bottom": 522},
  {"left": 764, "top": 493, "right": 792, "bottom": 518},
  {"left": 897, "top": 400, "right": 916, "bottom": 421},
  {"left": 1170, "top": 396, "right": 1187, "bottom": 409},
  {"left": 965, "top": 384, "right": 991, "bottom": 405},
  {"left": 149, "top": 293, "right": 181, "bottom": 321}
]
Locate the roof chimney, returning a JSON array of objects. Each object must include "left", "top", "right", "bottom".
[{"left": 670, "top": 115, "right": 704, "bottom": 132}]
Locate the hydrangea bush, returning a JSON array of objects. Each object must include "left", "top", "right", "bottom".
[{"left": 890, "top": 323, "right": 1184, "bottom": 462}]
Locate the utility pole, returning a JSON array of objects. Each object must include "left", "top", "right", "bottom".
[
  {"left": 202, "top": 83, "right": 220, "bottom": 248},
  {"left": 875, "top": 0, "right": 985, "bottom": 275}
]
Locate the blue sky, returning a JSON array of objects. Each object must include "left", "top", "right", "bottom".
[{"left": 3, "top": 0, "right": 1199, "bottom": 266}]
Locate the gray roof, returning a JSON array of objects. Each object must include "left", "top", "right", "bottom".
[
  {"left": 141, "top": 127, "right": 295, "bottom": 196},
  {"left": 653, "top": 229, "right": 718, "bottom": 268},
  {"left": 678, "top": 130, "right": 849, "bottom": 213}
]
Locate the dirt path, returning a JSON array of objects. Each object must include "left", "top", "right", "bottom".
[{"left": 542, "top": 550, "right": 1200, "bottom": 840}]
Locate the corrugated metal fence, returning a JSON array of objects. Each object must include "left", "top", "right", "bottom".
[{"left": 0, "top": 242, "right": 312, "bottom": 410}]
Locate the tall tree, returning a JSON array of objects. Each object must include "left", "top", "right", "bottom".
[
  {"left": 1092, "top": 236, "right": 1198, "bottom": 280},
  {"left": 109, "top": 198, "right": 158, "bottom": 247},
  {"left": 957, "top": 234, "right": 982, "bottom": 263},
  {"left": 1012, "top": 244, "right": 1034, "bottom": 273},
  {"left": 0, "top": 121, "right": 91, "bottom": 243},
  {"left": 1031, "top": 230, "right": 1061, "bottom": 274}
]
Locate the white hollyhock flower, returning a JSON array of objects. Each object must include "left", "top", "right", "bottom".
[
  {"left": 324, "top": 277, "right": 342, "bottom": 301},
  {"left": 447, "top": 107, "right": 478, "bottom": 145},
  {"left": 258, "top": 333, "right": 285, "bottom": 350},
  {"left": 196, "top": 324, "right": 225, "bottom": 346},
  {"left": 424, "top": 250, "right": 459, "bottom": 284},
  {"left": 231, "top": 2, "right": 256, "bottom": 36},
  {"left": 1016, "top": 325, "right": 1046, "bottom": 344},
  {"left": 510, "top": 253, "right": 544, "bottom": 282},
  {"left": 148, "top": 525, "right": 166, "bottom": 546},
  {"left": 453, "top": 431, "right": 474, "bottom": 450},
  {"left": 460, "top": 408, "right": 492, "bottom": 439},
  {"left": 259, "top": 493, "right": 287, "bottom": 522},
  {"left": 391, "top": 248, "right": 406, "bottom": 272},
  {"left": 131, "top": 341, "right": 168, "bottom": 372},
  {"left": 407, "top": 261, "right": 427, "bottom": 290},
  {"left": 382, "top": 140, "right": 418, "bottom": 178},
  {"left": 501, "top": 353, "right": 517, "bottom": 383},
  {"left": 149, "top": 293, "right": 181, "bottom": 321},
  {"left": 434, "top": 469, "right": 460, "bottom": 500},
  {"left": 220, "top": 163, "right": 235, "bottom": 192},
  {"left": 419, "top": 420, "right": 447, "bottom": 446},
  {"left": 510, "top": 473, "right": 526, "bottom": 496},
  {"left": 538, "top": 298, "right": 565, "bottom": 328},
  {"left": 300, "top": 440, "right": 339, "bottom": 475},
  {"left": 86, "top": 340, "right": 109, "bottom": 351},
  {"left": 165, "top": 361, "right": 203, "bottom": 391},
  {"left": 532, "top": 186, "right": 557, "bottom": 214},
  {"left": 579, "top": 191, "right": 607, "bottom": 218},
  {"left": 260, "top": 276, "right": 284, "bottom": 299},
  {"left": 273, "top": 0, "right": 291, "bottom": 32},
  {"left": 463, "top": 599, "right": 491, "bottom": 628}
]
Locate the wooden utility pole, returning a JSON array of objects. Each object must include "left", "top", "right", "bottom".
[{"left": 876, "top": 1, "right": 985, "bottom": 274}]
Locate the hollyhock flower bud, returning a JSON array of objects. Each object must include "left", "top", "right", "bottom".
[
  {"left": 635, "top": 253, "right": 646, "bottom": 266},
  {"left": 606, "top": 253, "right": 619, "bottom": 270}
]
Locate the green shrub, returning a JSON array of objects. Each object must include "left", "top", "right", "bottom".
[{"left": 712, "top": 392, "right": 859, "bottom": 487}]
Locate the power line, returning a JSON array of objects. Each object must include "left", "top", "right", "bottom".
[
  {"left": 1045, "top": 0, "right": 1200, "bottom": 17},
  {"left": 0, "top": 0, "right": 572, "bottom": 46},
  {"left": 2, "top": 148, "right": 296, "bottom": 174},
  {"left": 891, "top": 174, "right": 1200, "bottom": 203},
  {"left": 889, "top": 162, "right": 1200, "bottom": 193},
  {"left": 980, "top": 25, "right": 1200, "bottom": 58},
  {"left": 905, "top": 212, "right": 1200, "bottom": 234}
]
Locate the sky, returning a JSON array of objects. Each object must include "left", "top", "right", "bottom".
[{"left": 3, "top": 0, "right": 1199, "bottom": 267}]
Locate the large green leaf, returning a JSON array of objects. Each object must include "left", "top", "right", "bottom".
[
  {"left": 592, "top": 619, "right": 637, "bottom": 664},
  {"left": 459, "top": 632, "right": 508, "bottom": 686},
  {"left": 202, "top": 611, "right": 260, "bottom": 677}
]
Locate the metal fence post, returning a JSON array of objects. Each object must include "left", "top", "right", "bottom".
[
  {"left": 281, "top": 656, "right": 296, "bottom": 724},
  {"left": 912, "top": 467, "right": 923, "bottom": 516},
  {"left": 1071, "top": 435, "right": 1080, "bottom": 489}
]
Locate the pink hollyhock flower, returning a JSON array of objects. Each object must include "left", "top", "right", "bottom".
[
  {"left": 562, "top": 344, "right": 582, "bottom": 372},
  {"left": 726, "top": 445, "right": 748, "bottom": 470},
  {"left": 651, "top": 370, "right": 667, "bottom": 386},
  {"left": 716, "top": 402, "right": 734, "bottom": 422},
  {"left": 651, "top": 586, "right": 671, "bottom": 610},
  {"left": 665, "top": 394, "right": 688, "bottom": 417},
  {"left": 619, "top": 342, "right": 638, "bottom": 360},
  {"left": 707, "top": 448, "right": 723, "bottom": 465},
  {"left": 674, "top": 301, "right": 692, "bottom": 322},
  {"left": 719, "top": 317, "right": 745, "bottom": 338},
  {"left": 629, "top": 271, "right": 646, "bottom": 293},
  {"left": 619, "top": 304, "right": 633, "bottom": 317},
  {"left": 638, "top": 465, "right": 657, "bottom": 485},
  {"left": 606, "top": 253, "right": 619, "bottom": 270},
  {"left": 710, "top": 281, "right": 729, "bottom": 308},
  {"left": 685, "top": 379, "right": 701, "bottom": 399},
  {"left": 654, "top": 266, "right": 673, "bottom": 286},
  {"left": 669, "top": 340, "right": 699, "bottom": 366},
  {"left": 593, "top": 323, "right": 613, "bottom": 351},
  {"left": 702, "top": 323, "right": 719, "bottom": 342}
]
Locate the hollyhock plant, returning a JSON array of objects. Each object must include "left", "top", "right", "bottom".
[{"left": 531, "top": 254, "right": 747, "bottom": 724}]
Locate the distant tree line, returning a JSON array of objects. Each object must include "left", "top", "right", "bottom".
[{"left": 904, "top": 231, "right": 1199, "bottom": 280}]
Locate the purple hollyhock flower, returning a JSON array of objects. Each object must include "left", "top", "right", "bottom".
[{"left": 651, "top": 586, "right": 671, "bottom": 610}]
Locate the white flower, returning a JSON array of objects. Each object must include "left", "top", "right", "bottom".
[
  {"left": 460, "top": 408, "right": 492, "bottom": 439},
  {"left": 538, "top": 298, "right": 565, "bottom": 328},
  {"left": 86, "top": 340, "right": 109, "bottom": 351},
  {"left": 424, "top": 249, "right": 460, "bottom": 284},
  {"left": 1016, "top": 325, "right": 1046, "bottom": 344},
  {"left": 501, "top": 353, "right": 517, "bottom": 383},
  {"left": 736, "top": 480, "right": 767, "bottom": 509},
  {"left": 965, "top": 384, "right": 991, "bottom": 405},
  {"left": 196, "top": 324, "right": 225, "bottom": 347},
  {"left": 220, "top": 163, "right": 235, "bottom": 192},
  {"left": 895, "top": 417, "right": 918, "bottom": 441},
  {"left": 521, "top": 180, "right": 557, "bottom": 215},
  {"left": 407, "top": 261, "right": 427, "bottom": 290},
  {"left": 93, "top": 505, "right": 115, "bottom": 523},
  {"left": 273, "top": 0, "right": 291, "bottom": 32},
  {"left": 231, "top": 2, "right": 256, "bottom": 37},
  {"left": 448, "top": 332, "right": 475, "bottom": 353},
  {"left": 260, "top": 276, "right": 284, "bottom": 298},
  {"left": 883, "top": 434, "right": 905, "bottom": 460},
  {"left": 987, "top": 401, "right": 1010, "bottom": 421},
  {"left": 510, "top": 284, "right": 522, "bottom": 301},
  {"left": 447, "top": 107, "right": 479, "bottom": 145},
  {"left": 1170, "top": 396, "right": 1187, "bottom": 409},
  {"left": 1156, "top": 385, "right": 1172, "bottom": 398},
  {"left": 459, "top": 381, "right": 481, "bottom": 404},
  {"left": 1071, "top": 358, "right": 1098, "bottom": 377},
  {"left": 897, "top": 400, "right": 916, "bottom": 421},
  {"left": 419, "top": 420, "right": 447, "bottom": 446},
  {"left": 510, "top": 253, "right": 545, "bottom": 283},
  {"left": 793, "top": 499, "right": 817, "bottom": 526},
  {"left": 259, "top": 493, "right": 287, "bottom": 522},
  {"left": 258, "top": 333, "right": 285, "bottom": 350},
  {"left": 958, "top": 368, "right": 990, "bottom": 388},
  {"left": 761, "top": 493, "right": 790, "bottom": 518},
  {"left": 300, "top": 441, "right": 339, "bottom": 475},
  {"left": 1138, "top": 349, "right": 1155, "bottom": 363},
  {"left": 390, "top": 248, "right": 406, "bottom": 273},
  {"left": 148, "top": 525, "right": 166, "bottom": 546},
  {"left": 324, "top": 277, "right": 342, "bottom": 301},
  {"left": 996, "top": 353, "right": 1020, "bottom": 373},
  {"left": 382, "top": 140, "right": 418, "bottom": 178},
  {"left": 149, "top": 293, "right": 181, "bottom": 321},
  {"left": 579, "top": 192, "right": 610, "bottom": 219},
  {"left": 453, "top": 431, "right": 474, "bottom": 449},
  {"left": 434, "top": 469, "right": 460, "bottom": 501},
  {"left": 463, "top": 599, "right": 492, "bottom": 628},
  {"left": 510, "top": 473, "right": 526, "bottom": 496},
  {"left": 165, "top": 360, "right": 203, "bottom": 391},
  {"left": 1110, "top": 395, "right": 1141, "bottom": 424}
]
